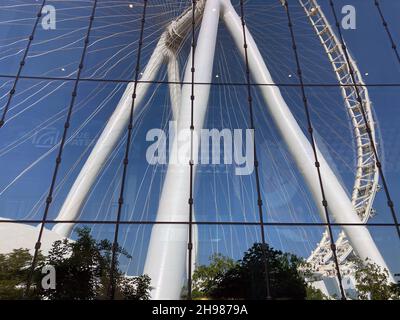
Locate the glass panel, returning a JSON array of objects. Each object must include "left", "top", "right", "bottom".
[
  {"left": 0, "top": 0, "right": 399, "bottom": 301},
  {"left": 0, "top": 1, "right": 40, "bottom": 74}
]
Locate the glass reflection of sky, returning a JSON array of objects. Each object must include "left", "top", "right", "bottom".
[{"left": 0, "top": 0, "right": 399, "bottom": 276}]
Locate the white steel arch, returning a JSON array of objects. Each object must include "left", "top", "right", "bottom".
[
  {"left": 49, "top": 0, "right": 392, "bottom": 299},
  {"left": 52, "top": 2, "right": 206, "bottom": 236},
  {"left": 299, "top": 0, "right": 382, "bottom": 281}
]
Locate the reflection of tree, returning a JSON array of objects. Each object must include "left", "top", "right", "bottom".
[
  {"left": 192, "top": 243, "right": 400, "bottom": 300},
  {"left": 0, "top": 227, "right": 151, "bottom": 300},
  {"left": 0, "top": 249, "right": 44, "bottom": 299},
  {"left": 192, "top": 253, "right": 236, "bottom": 299},
  {"left": 193, "top": 243, "right": 310, "bottom": 300},
  {"left": 352, "top": 258, "right": 400, "bottom": 300}
]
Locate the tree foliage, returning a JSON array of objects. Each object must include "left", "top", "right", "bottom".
[
  {"left": 0, "top": 249, "right": 43, "bottom": 299},
  {"left": 353, "top": 258, "right": 400, "bottom": 300},
  {"left": 0, "top": 227, "right": 151, "bottom": 300},
  {"left": 193, "top": 243, "right": 310, "bottom": 300},
  {"left": 192, "top": 253, "right": 236, "bottom": 299},
  {"left": 305, "top": 284, "right": 329, "bottom": 300},
  {"left": 118, "top": 275, "right": 151, "bottom": 300}
]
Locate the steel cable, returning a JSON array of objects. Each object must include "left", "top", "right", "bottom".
[
  {"left": 373, "top": 0, "right": 400, "bottom": 66},
  {"left": 107, "top": 0, "right": 148, "bottom": 300},
  {"left": 329, "top": 0, "right": 400, "bottom": 240},
  {"left": 0, "top": 0, "right": 48, "bottom": 129},
  {"left": 239, "top": 0, "right": 272, "bottom": 300},
  {"left": 283, "top": 0, "right": 346, "bottom": 300},
  {"left": 24, "top": 0, "right": 99, "bottom": 296},
  {"left": 186, "top": 0, "right": 197, "bottom": 301}
]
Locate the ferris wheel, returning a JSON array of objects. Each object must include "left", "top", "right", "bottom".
[
  {"left": 50, "top": 0, "right": 387, "bottom": 298},
  {"left": 0, "top": 0, "right": 395, "bottom": 300},
  {"left": 299, "top": 0, "right": 380, "bottom": 283}
]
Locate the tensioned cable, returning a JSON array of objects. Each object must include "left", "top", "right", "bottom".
[
  {"left": 0, "top": 0, "right": 47, "bottom": 129},
  {"left": 373, "top": 0, "right": 400, "bottom": 66},
  {"left": 24, "top": 0, "right": 99, "bottom": 296},
  {"left": 329, "top": 0, "right": 400, "bottom": 240},
  {"left": 2, "top": 73, "right": 400, "bottom": 87},
  {"left": 1, "top": 218, "right": 399, "bottom": 227},
  {"left": 0, "top": 0, "right": 398, "bottom": 300},
  {"left": 282, "top": 0, "right": 346, "bottom": 300},
  {"left": 186, "top": 0, "right": 196, "bottom": 301},
  {"left": 239, "top": 0, "right": 272, "bottom": 300},
  {"left": 107, "top": 0, "right": 148, "bottom": 300}
]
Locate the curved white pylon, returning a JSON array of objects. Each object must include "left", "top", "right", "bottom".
[
  {"left": 52, "top": 43, "right": 165, "bottom": 237},
  {"left": 52, "top": 1, "right": 206, "bottom": 236},
  {"left": 167, "top": 56, "right": 182, "bottom": 120},
  {"left": 51, "top": 0, "right": 393, "bottom": 300},
  {"left": 219, "top": 0, "right": 392, "bottom": 280},
  {"left": 299, "top": 0, "right": 382, "bottom": 279},
  {"left": 143, "top": 0, "right": 220, "bottom": 300}
]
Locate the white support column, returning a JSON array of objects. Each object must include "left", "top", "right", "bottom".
[
  {"left": 52, "top": 2, "right": 207, "bottom": 238},
  {"left": 167, "top": 55, "right": 182, "bottom": 120},
  {"left": 220, "top": 0, "right": 391, "bottom": 277},
  {"left": 143, "top": 0, "right": 221, "bottom": 300},
  {"left": 52, "top": 40, "right": 165, "bottom": 237},
  {"left": 167, "top": 52, "right": 198, "bottom": 280}
]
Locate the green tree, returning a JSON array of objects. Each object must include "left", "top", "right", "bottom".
[
  {"left": 36, "top": 227, "right": 112, "bottom": 299},
  {"left": 0, "top": 227, "right": 151, "bottom": 300},
  {"left": 353, "top": 258, "right": 400, "bottom": 300},
  {"left": 298, "top": 261, "right": 329, "bottom": 300},
  {"left": 118, "top": 275, "right": 151, "bottom": 300},
  {"left": 0, "top": 249, "right": 43, "bottom": 299},
  {"left": 305, "top": 285, "right": 329, "bottom": 300},
  {"left": 193, "top": 243, "right": 309, "bottom": 300},
  {"left": 36, "top": 227, "right": 151, "bottom": 300},
  {"left": 192, "top": 253, "right": 236, "bottom": 299}
]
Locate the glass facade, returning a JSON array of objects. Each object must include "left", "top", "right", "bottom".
[{"left": 0, "top": 0, "right": 399, "bottom": 300}]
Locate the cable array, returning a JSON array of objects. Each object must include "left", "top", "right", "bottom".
[
  {"left": 0, "top": 218, "right": 398, "bottom": 227},
  {"left": 0, "top": 0, "right": 397, "bottom": 300},
  {"left": 282, "top": 0, "right": 346, "bottom": 300},
  {"left": 373, "top": 0, "right": 400, "bottom": 66},
  {"left": 329, "top": 0, "right": 400, "bottom": 240},
  {"left": 108, "top": 0, "right": 148, "bottom": 300},
  {"left": 24, "top": 0, "right": 99, "bottom": 296},
  {"left": 2, "top": 72, "right": 400, "bottom": 87},
  {"left": 0, "top": 0, "right": 47, "bottom": 128},
  {"left": 186, "top": 0, "right": 197, "bottom": 301},
  {"left": 239, "top": 0, "right": 272, "bottom": 300}
]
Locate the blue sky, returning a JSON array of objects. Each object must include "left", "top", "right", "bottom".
[{"left": 0, "top": 0, "right": 399, "bottom": 277}]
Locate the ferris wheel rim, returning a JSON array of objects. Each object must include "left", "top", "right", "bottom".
[{"left": 299, "top": 0, "right": 380, "bottom": 274}]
